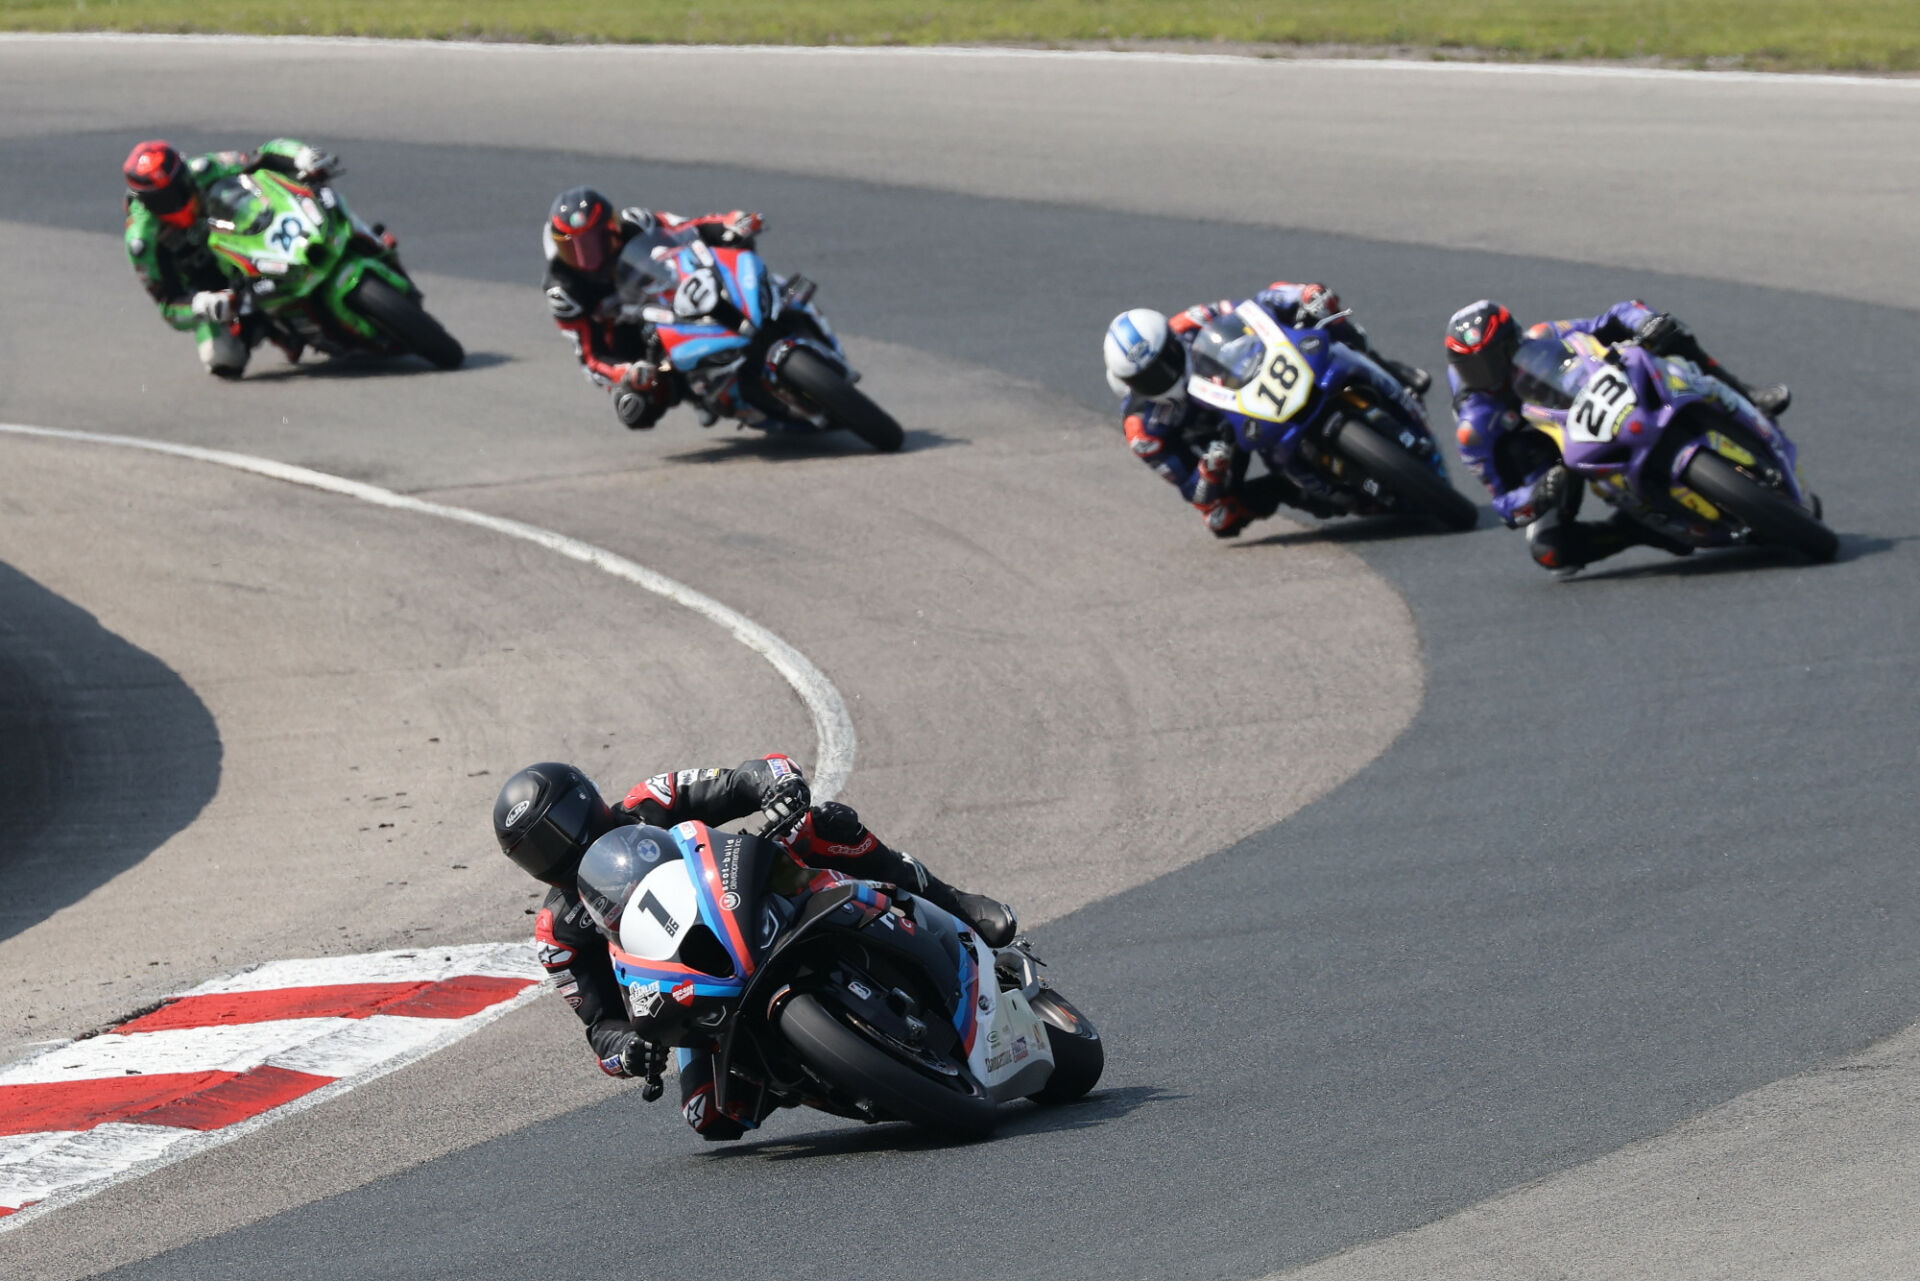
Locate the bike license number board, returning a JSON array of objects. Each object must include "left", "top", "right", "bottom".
[
  {"left": 1187, "top": 301, "right": 1315, "bottom": 424},
  {"left": 1568, "top": 367, "right": 1637, "bottom": 443}
]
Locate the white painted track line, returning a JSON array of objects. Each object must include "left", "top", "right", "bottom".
[{"left": 0, "top": 422, "right": 857, "bottom": 800}]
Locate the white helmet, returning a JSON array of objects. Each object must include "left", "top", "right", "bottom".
[{"left": 1103, "top": 308, "right": 1187, "bottom": 403}]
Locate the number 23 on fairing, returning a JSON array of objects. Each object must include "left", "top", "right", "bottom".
[{"left": 1568, "top": 367, "right": 1636, "bottom": 443}]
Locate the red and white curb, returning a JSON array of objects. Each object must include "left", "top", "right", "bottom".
[{"left": 0, "top": 942, "right": 541, "bottom": 1231}]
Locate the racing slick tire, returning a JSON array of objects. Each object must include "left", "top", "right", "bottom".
[
  {"left": 1333, "top": 418, "right": 1479, "bottom": 531},
  {"left": 778, "top": 347, "right": 905, "bottom": 453},
  {"left": 348, "top": 275, "right": 465, "bottom": 370},
  {"left": 1027, "top": 990, "right": 1104, "bottom": 1105},
  {"left": 779, "top": 993, "right": 997, "bottom": 1139},
  {"left": 1682, "top": 448, "right": 1838, "bottom": 562}
]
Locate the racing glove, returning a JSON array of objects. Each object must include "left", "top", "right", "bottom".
[
  {"left": 619, "top": 1035, "right": 669, "bottom": 1101},
  {"left": 760, "top": 772, "right": 812, "bottom": 826},
  {"left": 720, "top": 210, "right": 764, "bottom": 244},
  {"left": 191, "top": 290, "right": 236, "bottom": 326},
  {"left": 293, "top": 145, "right": 340, "bottom": 182},
  {"left": 1633, "top": 312, "right": 1691, "bottom": 357},
  {"left": 1296, "top": 283, "right": 1342, "bottom": 325}
]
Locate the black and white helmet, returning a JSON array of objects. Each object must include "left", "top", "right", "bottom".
[
  {"left": 493, "top": 762, "right": 619, "bottom": 886},
  {"left": 1103, "top": 308, "right": 1187, "bottom": 403}
]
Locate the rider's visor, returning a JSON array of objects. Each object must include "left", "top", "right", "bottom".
[{"left": 552, "top": 219, "right": 615, "bottom": 274}]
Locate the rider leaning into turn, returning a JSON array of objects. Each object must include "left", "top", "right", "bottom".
[
  {"left": 1103, "top": 282, "right": 1432, "bottom": 539},
  {"left": 1444, "top": 298, "right": 1793, "bottom": 572},
  {"left": 493, "top": 756, "right": 1017, "bottom": 1141},
  {"left": 121, "top": 137, "right": 373, "bottom": 378},
  {"left": 541, "top": 186, "right": 765, "bottom": 430}
]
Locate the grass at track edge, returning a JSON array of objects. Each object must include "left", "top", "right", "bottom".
[{"left": 3, "top": 2, "right": 1917, "bottom": 74}]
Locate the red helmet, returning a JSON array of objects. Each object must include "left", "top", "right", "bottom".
[
  {"left": 548, "top": 187, "right": 621, "bottom": 274},
  {"left": 1444, "top": 300, "right": 1520, "bottom": 395},
  {"left": 123, "top": 140, "right": 196, "bottom": 216}
]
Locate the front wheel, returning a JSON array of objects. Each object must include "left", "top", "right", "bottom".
[
  {"left": 1682, "top": 449, "right": 1838, "bottom": 562},
  {"left": 347, "top": 275, "right": 464, "bottom": 370},
  {"left": 1028, "top": 990, "right": 1104, "bottom": 1105},
  {"left": 779, "top": 994, "right": 997, "bottom": 1139},
  {"left": 777, "top": 347, "right": 904, "bottom": 452},
  {"left": 1333, "top": 419, "right": 1478, "bottom": 531}
]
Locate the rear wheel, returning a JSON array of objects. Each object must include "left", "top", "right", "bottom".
[
  {"left": 1682, "top": 448, "right": 1837, "bottom": 562},
  {"left": 1028, "top": 990, "right": 1104, "bottom": 1105},
  {"left": 778, "top": 347, "right": 905, "bottom": 452},
  {"left": 779, "top": 994, "right": 997, "bottom": 1139},
  {"left": 348, "top": 275, "right": 464, "bottom": 370},
  {"left": 1333, "top": 418, "right": 1478, "bottom": 531}
]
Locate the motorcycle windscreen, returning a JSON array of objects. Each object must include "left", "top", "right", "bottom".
[
  {"left": 576, "top": 824, "right": 683, "bottom": 937},
  {"left": 1188, "top": 314, "right": 1267, "bottom": 390},
  {"left": 613, "top": 236, "right": 680, "bottom": 306},
  {"left": 203, "top": 175, "right": 274, "bottom": 236},
  {"left": 1512, "top": 336, "right": 1583, "bottom": 411}
]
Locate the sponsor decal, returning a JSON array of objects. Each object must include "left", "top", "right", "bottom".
[
  {"left": 1012, "top": 1035, "right": 1029, "bottom": 1062},
  {"left": 544, "top": 284, "right": 583, "bottom": 319},
  {"left": 128, "top": 237, "right": 147, "bottom": 256},
  {"left": 504, "top": 799, "right": 531, "bottom": 826},
  {"left": 985, "top": 1050, "right": 1013, "bottom": 1072},
  {"left": 719, "top": 891, "right": 741, "bottom": 911},
  {"left": 630, "top": 989, "right": 662, "bottom": 1019},
  {"left": 767, "top": 756, "right": 794, "bottom": 779},
  {"left": 848, "top": 981, "right": 872, "bottom": 1000},
  {"left": 636, "top": 838, "right": 661, "bottom": 864},
  {"left": 986, "top": 1028, "right": 1000, "bottom": 1045},
  {"left": 978, "top": 994, "right": 991, "bottom": 1014},
  {"left": 645, "top": 774, "right": 675, "bottom": 805},
  {"left": 671, "top": 981, "right": 697, "bottom": 1005}
]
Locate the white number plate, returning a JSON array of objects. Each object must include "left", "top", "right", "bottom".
[{"left": 1567, "top": 367, "right": 1636, "bottom": 443}]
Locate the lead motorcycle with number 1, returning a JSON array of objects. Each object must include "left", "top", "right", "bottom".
[{"left": 574, "top": 811, "right": 1103, "bottom": 1141}]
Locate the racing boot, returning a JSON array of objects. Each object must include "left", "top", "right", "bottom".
[
  {"left": 1203, "top": 496, "right": 1254, "bottom": 539},
  {"left": 922, "top": 881, "right": 1020, "bottom": 949}
]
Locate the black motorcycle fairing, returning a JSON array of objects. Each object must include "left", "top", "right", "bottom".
[{"left": 712, "top": 885, "right": 978, "bottom": 1116}]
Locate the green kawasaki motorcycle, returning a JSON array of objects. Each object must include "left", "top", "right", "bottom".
[{"left": 202, "top": 170, "right": 463, "bottom": 369}]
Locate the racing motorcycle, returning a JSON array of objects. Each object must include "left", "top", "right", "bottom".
[
  {"left": 574, "top": 815, "right": 1103, "bottom": 1140},
  {"left": 201, "top": 169, "right": 463, "bottom": 369},
  {"left": 613, "top": 233, "right": 904, "bottom": 452},
  {"left": 1186, "top": 302, "right": 1478, "bottom": 530},
  {"left": 1509, "top": 331, "right": 1836, "bottom": 561}
]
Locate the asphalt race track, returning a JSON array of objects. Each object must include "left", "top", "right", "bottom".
[{"left": 1, "top": 39, "right": 1916, "bottom": 1281}]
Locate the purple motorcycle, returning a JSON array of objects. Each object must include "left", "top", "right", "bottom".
[{"left": 1511, "top": 330, "right": 1836, "bottom": 561}]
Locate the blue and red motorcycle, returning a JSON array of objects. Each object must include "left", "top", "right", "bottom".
[
  {"left": 614, "top": 233, "right": 904, "bottom": 452},
  {"left": 1186, "top": 301, "right": 1479, "bottom": 530},
  {"left": 1510, "top": 330, "right": 1836, "bottom": 560},
  {"left": 574, "top": 813, "right": 1103, "bottom": 1141}
]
